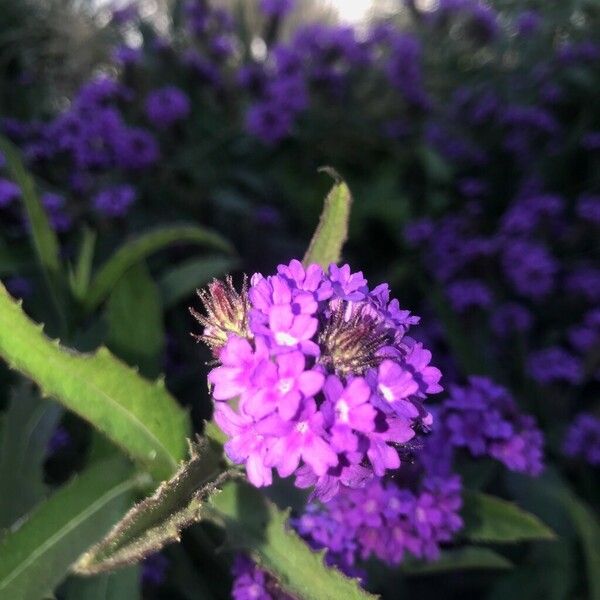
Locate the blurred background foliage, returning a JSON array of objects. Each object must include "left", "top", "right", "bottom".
[{"left": 0, "top": 0, "right": 598, "bottom": 598}]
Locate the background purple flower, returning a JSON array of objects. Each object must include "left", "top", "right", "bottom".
[{"left": 93, "top": 184, "right": 137, "bottom": 217}]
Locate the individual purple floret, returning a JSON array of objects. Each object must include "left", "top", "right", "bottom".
[
  {"left": 145, "top": 87, "right": 191, "bottom": 129},
  {"left": 231, "top": 555, "right": 294, "bottom": 600},
  {"left": 192, "top": 261, "right": 442, "bottom": 499},
  {"left": 441, "top": 376, "right": 544, "bottom": 475},
  {"left": 563, "top": 413, "right": 600, "bottom": 467},
  {"left": 92, "top": 184, "right": 137, "bottom": 217}
]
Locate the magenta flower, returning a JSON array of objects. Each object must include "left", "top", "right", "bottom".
[{"left": 194, "top": 261, "right": 442, "bottom": 499}]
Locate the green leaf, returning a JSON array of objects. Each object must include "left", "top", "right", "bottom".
[
  {"left": 402, "top": 547, "right": 512, "bottom": 575},
  {"left": 0, "top": 282, "right": 190, "bottom": 481},
  {"left": 206, "top": 480, "right": 377, "bottom": 600},
  {"left": 551, "top": 485, "right": 600, "bottom": 600},
  {"left": 0, "top": 382, "right": 62, "bottom": 529},
  {"left": 75, "top": 440, "right": 228, "bottom": 575},
  {"left": 159, "top": 255, "right": 239, "bottom": 309},
  {"left": 505, "top": 469, "right": 599, "bottom": 599},
  {"left": 106, "top": 262, "right": 164, "bottom": 377},
  {"left": 0, "top": 238, "right": 34, "bottom": 276},
  {"left": 0, "top": 136, "right": 66, "bottom": 326},
  {"left": 69, "top": 228, "right": 97, "bottom": 301},
  {"left": 0, "top": 457, "right": 142, "bottom": 600},
  {"left": 64, "top": 567, "right": 140, "bottom": 600},
  {"left": 462, "top": 491, "right": 556, "bottom": 544},
  {"left": 83, "top": 226, "right": 235, "bottom": 313},
  {"left": 302, "top": 169, "right": 352, "bottom": 269}
]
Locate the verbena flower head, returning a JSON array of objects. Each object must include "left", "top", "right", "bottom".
[{"left": 193, "top": 261, "right": 442, "bottom": 499}]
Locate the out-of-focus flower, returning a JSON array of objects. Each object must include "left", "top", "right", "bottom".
[
  {"left": 142, "top": 553, "right": 169, "bottom": 587},
  {"left": 92, "top": 184, "right": 137, "bottom": 218},
  {"left": 563, "top": 413, "right": 600, "bottom": 466},
  {"left": 145, "top": 87, "right": 191, "bottom": 129},
  {"left": 231, "top": 555, "right": 293, "bottom": 599},
  {"left": 260, "top": 0, "right": 295, "bottom": 18},
  {"left": 0, "top": 178, "right": 20, "bottom": 207},
  {"left": 442, "top": 376, "right": 544, "bottom": 475},
  {"left": 527, "top": 346, "right": 584, "bottom": 385}
]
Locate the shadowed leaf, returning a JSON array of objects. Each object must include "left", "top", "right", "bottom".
[
  {"left": 0, "top": 382, "right": 62, "bottom": 529},
  {"left": 402, "top": 547, "right": 512, "bottom": 575},
  {"left": 106, "top": 262, "right": 164, "bottom": 377},
  {"left": 462, "top": 491, "right": 556, "bottom": 543},
  {"left": 0, "top": 457, "right": 141, "bottom": 600},
  {"left": 83, "top": 226, "right": 235, "bottom": 313}
]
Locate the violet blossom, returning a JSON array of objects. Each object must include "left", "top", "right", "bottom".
[{"left": 193, "top": 261, "right": 442, "bottom": 499}]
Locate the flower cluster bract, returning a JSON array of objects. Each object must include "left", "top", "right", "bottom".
[{"left": 196, "top": 260, "right": 442, "bottom": 499}]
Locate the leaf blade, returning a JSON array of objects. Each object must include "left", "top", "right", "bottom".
[
  {"left": 106, "top": 262, "right": 164, "bottom": 377},
  {"left": 84, "top": 226, "right": 235, "bottom": 313},
  {"left": 159, "top": 255, "right": 239, "bottom": 309},
  {"left": 0, "top": 282, "right": 190, "bottom": 481},
  {"left": 0, "top": 136, "right": 62, "bottom": 283},
  {"left": 0, "top": 382, "right": 62, "bottom": 529},
  {"left": 462, "top": 491, "right": 556, "bottom": 544},
  {"left": 0, "top": 135, "right": 66, "bottom": 327},
  {"left": 303, "top": 170, "right": 352, "bottom": 269},
  {"left": 0, "top": 458, "right": 140, "bottom": 600},
  {"left": 402, "top": 547, "right": 512, "bottom": 575}
]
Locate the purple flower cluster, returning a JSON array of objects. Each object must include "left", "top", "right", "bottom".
[
  {"left": 563, "top": 413, "right": 600, "bottom": 467},
  {"left": 441, "top": 377, "right": 544, "bottom": 475},
  {"left": 241, "top": 15, "right": 430, "bottom": 143},
  {"left": 294, "top": 474, "right": 463, "bottom": 570},
  {"left": 194, "top": 261, "right": 442, "bottom": 499}
]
